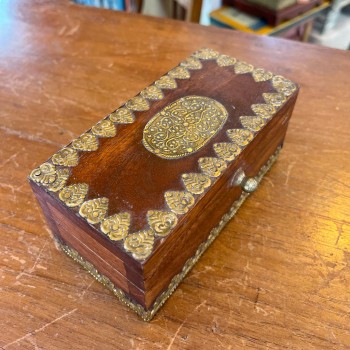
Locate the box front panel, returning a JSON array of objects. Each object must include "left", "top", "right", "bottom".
[{"left": 143, "top": 94, "right": 297, "bottom": 308}]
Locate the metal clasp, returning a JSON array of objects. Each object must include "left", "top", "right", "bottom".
[{"left": 231, "top": 169, "right": 258, "bottom": 193}]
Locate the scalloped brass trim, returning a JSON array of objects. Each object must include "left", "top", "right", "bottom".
[
  {"left": 180, "top": 57, "right": 202, "bottom": 70},
  {"left": 272, "top": 75, "right": 297, "bottom": 96},
  {"left": 168, "top": 67, "right": 190, "bottom": 79},
  {"left": 240, "top": 116, "right": 266, "bottom": 132},
  {"left": 226, "top": 129, "right": 254, "bottom": 146},
  {"left": 79, "top": 197, "right": 109, "bottom": 225},
  {"left": 46, "top": 168, "right": 70, "bottom": 192},
  {"left": 125, "top": 96, "right": 150, "bottom": 111},
  {"left": 181, "top": 173, "right": 211, "bottom": 195},
  {"left": 30, "top": 163, "right": 70, "bottom": 192},
  {"left": 123, "top": 229, "right": 154, "bottom": 260},
  {"left": 147, "top": 210, "right": 178, "bottom": 237},
  {"left": 192, "top": 48, "right": 220, "bottom": 60},
  {"left": 52, "top": 147, "right": 79, "bottom": 167},
  {"left": 213, "top": 142, "right": 241, "bottom": 162},
  {"left": 234, "top": 61, "right": 254, "bottom": 74},
  {"left": 109, "top": 108, "right": 135, "bottom": 124},
  {"left": 262, "top": 93, "right": 286, "bottom": 107},
  {"left": 100, "top": 213, "right": 131, "bottom": 241},
  {"left": 72, "top": 133, "right": 99, "bottom": 151},
  {"left": 154, "top": 76, "right": 177, "bottom": 89},
  {"left": 251, "top": 104, "right": 276, "bottom": 119},
  {"left": 198, "top": 157, "right": 227, "bottom": 177},
  {"left": 165, "top": 191, "right": 195, "bottom": 215},
  {"left": 252, "top": 68, "right": 273, "bottom": 82},
  {"left": 57, "top": 147, "right": 281, "bottom": 321},
  {"left": 216, "top": 54, "right": 237, "bottom": 67},
  {"left": 30, "top": 162, "right": 56, "bottom": 185},
  {"left": 92, "top": 120, "right": 116, "bottom": 138},
  {"left": 140, "top": 85, "right": 164, "bottom": 100},
  {"left": 59, "top": 183, "right": 89, "bottom": 207}
]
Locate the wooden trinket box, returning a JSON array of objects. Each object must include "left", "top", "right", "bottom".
[{"left": 29, "top": 48, "right": 299, "bottom": 321}]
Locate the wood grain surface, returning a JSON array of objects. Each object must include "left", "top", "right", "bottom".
[{"left": 0, "top": 0, "right": 349, "bottom": 349}]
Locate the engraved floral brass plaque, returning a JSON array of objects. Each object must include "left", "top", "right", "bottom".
[{"left": 142, "top": 96, "right": 228, "bottom": 159}]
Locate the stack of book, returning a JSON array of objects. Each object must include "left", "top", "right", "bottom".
[
  {"left": 220, "top": 0, "right": 323, "bottom": 26},
  {"left": 210, "top": 1, "right": 329, "bottom": 37},
  {"left": 73, "top": 0, "right": 142, "bottom": 12}
]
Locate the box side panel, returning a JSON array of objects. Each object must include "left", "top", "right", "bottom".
[
  {"left": 29, "top": 183, "right": 147, "bottom": 306},
  {"left": 143, "top": 92, "right": 298, "bottom": 309}
]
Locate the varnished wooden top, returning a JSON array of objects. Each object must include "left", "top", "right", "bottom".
[
  {"left": 1, "top": 0, "right": 349, "bottom": 348},
  {"left": 66, "top": 60, "right": 275, "bottom": 232}
]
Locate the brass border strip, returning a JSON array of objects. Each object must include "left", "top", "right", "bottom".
[{"left": 57, "top": 146, "right": 281, "bottom": 321}]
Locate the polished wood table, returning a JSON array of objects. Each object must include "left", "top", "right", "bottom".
[{"left": 1, "top": 0, "right": 349, "bottom": 349}]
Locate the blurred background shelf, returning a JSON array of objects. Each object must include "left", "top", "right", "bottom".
[
  {"left": 228, "top": 0, "right": 324, "bottom": 26},
  {"left": 210, "top": 2, "right": 330, "bottom": 40},
  {"left": 310, "top": 0, "right": 350, "bottom": 49},
  {"left": 72, "top": 0, "right": 350, "bottom": 49}
]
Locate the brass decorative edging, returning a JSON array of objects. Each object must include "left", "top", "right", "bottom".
[
  {"left": 100, "top": 213, "right": 131, "bottom": 241},
  {"left": 180, "top": 57, "right": 203, "bottom": 70},
  {"left": 216, "top": 54, "right": 236, "bottom": 67},
  {"left": 57, "top": 146, "right": 281, "bottom": 321},
  {"left": 146, "top": 210, "right": 178, "bottom": 237},
  {"left": 181, "top": 173, "right": 212, "bottom": 195},
  {"left": 29, "top": 47, "right": 297, "bottom": 262},
  {"left": 72, "top": 133, "right": 99, "bottom": 151},
  {"left": 193, "top": 48, "right": 220, "bottom": 60},
  {"left": 79, "top": 197, "right": 109, "bottom": 224},
  {"left": 92, "top": 120, "right": 116, "bottom": 138},
  {"left": 52, "top": 147, "right": 79, "bottom": 167},
  {"left": 109, "top": 108, "right": 135, "bottom": 124},
  {"left": 30, "top": 163, "right": 70, "bottom": 192},
  {"left": 124, "top": 229, "right": 155, "bottom": 260},
  {"left": 164, "top": 191, "right": 195, "bottom": 215},
  {"left": 58, "top": 183, "right": 89, "bottom": 207}
]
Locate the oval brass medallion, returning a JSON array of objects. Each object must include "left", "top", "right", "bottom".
[{"left": 143, "top": 96, "right": 228, "bottom": 159}]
